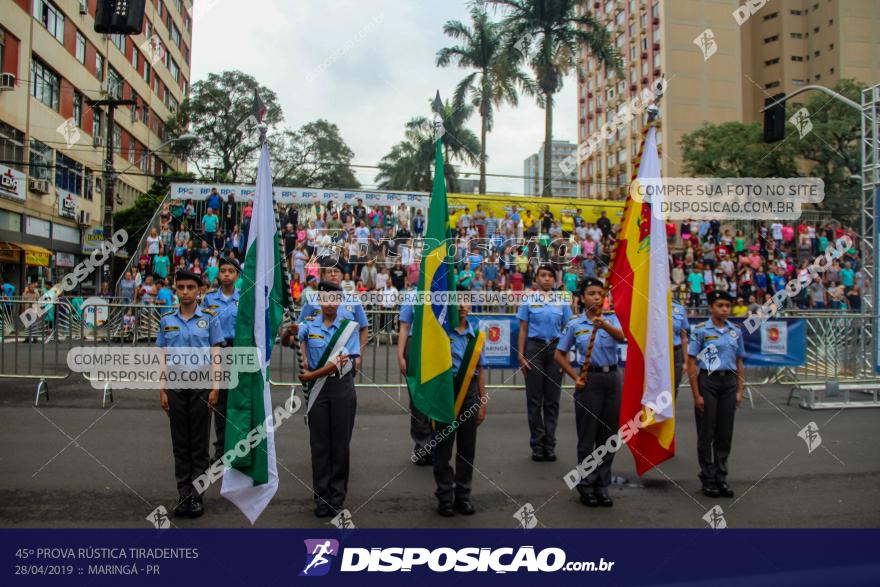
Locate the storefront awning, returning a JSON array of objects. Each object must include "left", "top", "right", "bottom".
[
  {"left": 0, "top": 242, "right": 22, "bottom": 264},
  {"left": 19, "top": 244, "right": 52, "bottom": 267}
]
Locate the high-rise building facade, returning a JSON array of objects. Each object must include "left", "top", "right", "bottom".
[
  {"left": 523, "top": 140, "right": 578, "bottom": 197},
  {"left": 576, "top": 0, "right": 880, "bottom": 199},
  {"left": 0, "top": 0, "right": 192, "bottom": 289}
]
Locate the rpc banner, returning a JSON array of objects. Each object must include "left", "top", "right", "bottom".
[{"left": 169, "top": 183, "right": 428, "bottom": 208}]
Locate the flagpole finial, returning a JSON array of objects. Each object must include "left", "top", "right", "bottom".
[
  {"left": 432, "top": 91, "right": 443, "bottom": 115},
  {"left": 258, "top": 123, "right": 268, "bottom": 144},
  {"left": 646, "top": 104, "right": 660, "bottom": 123}
]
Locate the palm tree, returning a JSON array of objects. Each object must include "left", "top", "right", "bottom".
[
  {"left": 487, "top": 0, "right": 621, "bottom": 196},
  {"left": 436, "top": 6, "right": 535, "bottom": 194},
  {"left": 376, "top": 100, "right": 481, "bottom": 193}
]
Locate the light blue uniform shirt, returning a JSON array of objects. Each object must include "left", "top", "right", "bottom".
[
  {"left": 449, "top": 320, "right": 485, "bottom": 377},
  {"left": 298, "top": 294, "right": 369, "bottom": 330},
  {"left": 298, "top": 314, "right": 361, "bottom": 370},
  {"left": 688, "top": 320, "right": 745, "bottom": 371},
  {"left": 399, "top": 302, "right": 414, "bottom": 337},
  {"left": 157, "top": 306, "right": 224, "bottom": 367},
  {"left": 672, "top": 301, "right": 690, "bottom": 347},
  {"left": 557, "top": 312, "right": 622, "bottom": 368},
  {"left": 202, "top": 288, "right": 240, "bottom": 341},
  {"left": 516, "top": 292, "right": 572, "bottom": 341}
]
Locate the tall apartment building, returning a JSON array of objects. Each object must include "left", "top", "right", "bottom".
[
  {"left": 0, "top": 0, "right": 192, "bottom": 290},
  {"left": 576, "top": 0, "right": 880, "bottom": 199},
  {"left": 523, "top": 140, "right": 578, "bottom": 197}
]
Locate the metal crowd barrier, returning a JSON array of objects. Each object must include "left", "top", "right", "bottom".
[{"left": 0, "top": 298, "right": 76, "bottom": 405}]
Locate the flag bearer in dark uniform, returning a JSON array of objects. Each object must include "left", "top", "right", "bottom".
[
  {"left": 157, "top": 270, "right": 224, "bottom": 518},
  {"left": 202, "top": 257, "right": 240, "bottom": 461},
  {"left": 687, "top": 290, "right": 745, "bottom": 498},
  {"left": 297, "top": 281, "right": 361, "bottom": 518},
  {"left": 672, "top": 300, "right": 690, "bottom": 398},
  {"left": 555, "top": 278, "right": 626, "bottom": 508},
  {"left": 517, "top": 264, "right": 572, "bottom": 462},
  {"left": 398, "top": 300, "right": 433, "bottom": 465},
  {"left": 434, "top": 301, "right": 487, "bottom": 517}
]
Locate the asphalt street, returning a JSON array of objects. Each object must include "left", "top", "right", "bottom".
[{"left": 0, "top": 370, "right": 878, "bottom": 530}]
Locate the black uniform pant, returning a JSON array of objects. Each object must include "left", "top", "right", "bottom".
[
  {"left": 433, "top": 380, "right": 480, "bottom": 504},
  {"left": 574, "top": 370, "right": 621, "bottom": 493},
  {"left": 673, "top": 345, "right": 683, "bottom": 398},
  {"left": 309, "top": 372, "right": 357, "bottom": 508},
  {"left": 524, "top": 339, "right": 562, "bottom": 450},
  {"left": 167, "top": 389, "right": 211, "bottom": 498},
  {"left": 212, "top": 388, "right": 228, "bottom": 459},
  {"left": 695, "top": 372, "right": 737, "bottom": 484},
  {"left": 404, "top": 339, "right": 433, "bottom": 456}
]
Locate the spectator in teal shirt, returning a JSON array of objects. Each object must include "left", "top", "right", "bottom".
[
  {"left": 202, "top": 208, "right": 220, "bottom": 249},
  {"left": 564, "top": 267, "right": 578, "bottom": 292},
  {"left": 153, "top": 245, "right": 170, "bottom": 280},
  {"left": 840, "top": 261, "right": 855, "bottom": 289}
]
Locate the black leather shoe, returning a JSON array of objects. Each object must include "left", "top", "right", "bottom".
[
  {"left": 437, "top": 502, "right": 455, "bottom": 517},
  {"left": 531, "top": 447, "right": 545, "bottom": 462},
  {"left": 188, "top": 495, "right": 204, "bottom": 518},
  {"left": 596, "top": 492, "right": 614, "bottom": 508},
  {"left": 716, "top": 482, "right": 734, "bottom": 498},
  {"left": 173, "top": 496, "right": 191, "bottom": 518},
  {"left": 454, "top": 499, "right": 475, "bottom": 516},
  {"left": 543, "top": 447, "right": 557, "bottom": 462},
  {"left": 579, "top": 492, "right": 599, "bottom": 507},
  {"left": 314, "top": 503, "right": 332, "bottom": 518},
  {"left": 701, "top": 483, "right": 721, "bottom": 498}
]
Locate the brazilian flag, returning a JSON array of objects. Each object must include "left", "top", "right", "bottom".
[{"left": 406, "top": 137, "right": 458, "bottom": 424}]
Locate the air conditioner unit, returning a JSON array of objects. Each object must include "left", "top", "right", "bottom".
[
  {"left": 0, "top": 73, "right": 15, "bottom": 91},
  {"left": 94, "top": 135, "right": 105, "bottom": 147},
  {"left": 29, "top": 178, "right": 51, "bottom": 194},
  {"left": 79, "top": 0, "right": 87, "bottom": 15},
  {"left": 78, "top": 210, "right": 91, "bottom": 225}
]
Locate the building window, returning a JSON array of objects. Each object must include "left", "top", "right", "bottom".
[
  {"left": 131, "top": 46, "right": 138, "bottom": 69},
  {"left": 791, "top": 9, "right": 803, "bottom": 15},
  {"left": 168, "top": 57, "right": 180, "bottom": 83},
  {"left": 110, "top": 33, "right": 125, "bottom": 53},
  {"left": 107, "top": 67, "right": 123, "bottom": 99},
  {"left": 73, "top": 92, "right": 83, "bottom": 127},
  {"left": 92, "top": 110, "right": 102, "bottom": 140},
  {"left": 763, "top": 11, "right": 778, "bottom": 21},
  {"left": 95, "top": 52, "right": 105, "bottom": 80},
  {"left": 170, "top": 22, "right": 181, "bottom": 48},
  {"left": 113, "top": 125, "right": 122, "bottom": 154},
  {"left": 765, "top": 81, "right": 780, "bottom": 89},
  {"left": 764, "top": 35, "right": 779, "bottom": 44},
  {"left": 56, "top": 153, "right": 83, "bottom": 195},
  {"left": 29, "top": 138, "right": 54, "bottom": 181},
  {"left": 33, "top": 0, "right": 64, "bottom": 43},
  {"left": 791, "top": 56, "right": 804, "bottom": 62},
  {"left": 792, "top": 78, "right": 806, "bottom": 85},
  {"left": 75, "top": 31, "right": 86, "bottom": 64},
  {"left": 30, "top": 56, "right": 60, "bottom": 111},
  {"left": 0, "top": 122, "right": 25, "bottom": 171},
  {"left": 791, "top": 33, "right": 804, "bottom": 39},
  {"left": 765, "top": 57, "right": 780, "bottom": 66},
  {"left": 83, "top": 168, "right": 93, "bottom": 200}
]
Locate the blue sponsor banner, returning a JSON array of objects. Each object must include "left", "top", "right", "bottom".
[{"left": 2, "top": 529, "right": 877, "bottom": 585}]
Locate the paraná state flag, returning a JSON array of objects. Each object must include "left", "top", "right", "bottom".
[
  {"left": 609, "top": 125, "right": 676, "bottom": 475},
  {"left": 406, "top": 136, "right": 458, "bottom": 424},
  {"left": 220, "top": 138, "right": 285, "bottom": 523}
]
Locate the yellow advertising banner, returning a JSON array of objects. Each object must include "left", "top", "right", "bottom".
[{"left": 445, "top": 193, "right": 624, "bottom": 230}]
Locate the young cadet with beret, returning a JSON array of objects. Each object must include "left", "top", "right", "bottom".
[
  {"left": 157, "top": 270, "right": 224, "bottom": 518},
  {"left": 298, "top": 281, "right": 361, "bottom": 518},
  {"left": 687, "top": 290, "right": 745, "bottom": 499},
  {"left": 555, "top": 278, "right": 626, "bottom": 508},
  {"left": 434, "top": 301, "right": 487, "bottom": 517},
  {"left": 201, "top": 256, "right": 240, "bottom": 461},
  {"left": 517, "top": 264, "right": 572, "bottom": 462}
]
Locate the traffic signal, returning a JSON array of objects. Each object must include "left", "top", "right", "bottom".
[
  {"left": 763, "top": 93, "right": 786, "bottom": 143},
  {"left": 95, "top": 0, "right": 147, "bottom": 35}
]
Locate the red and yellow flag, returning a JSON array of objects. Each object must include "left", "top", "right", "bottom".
[{"left": 609, "top": 125, "right": 676, "bottom": 476}]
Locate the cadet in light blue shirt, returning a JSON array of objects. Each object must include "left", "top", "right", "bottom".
[
  {"left": 671, "top": 300, "right": 690, "bottom": 396},
  {"left": 200, "top": 256, "right": 241, "bottom": 461},
  {"left": 555, "top": 278, "right": 626, "bottom": 508},
  {"left": 296, "top": 281, "right": 361, "bottom": 517},
  {"left": 434, "top": 302, "right": 487, "bottom": 517},
  {"left": 202, "top": 257, "right": 241, "bottom": 345},
  {"left": 397, "top": 297, "right": 433, "bottom": 465},
  {"left": 516, "top": 264, "right": 572, "bottom": 462},
  {"left": 686, "top": 290, "right": 745, "bottom": 500},
  {"left": 156, "top": 270, "right": 223, "bottom": 519}
]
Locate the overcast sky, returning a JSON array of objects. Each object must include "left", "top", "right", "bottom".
[{"left": 190, "top": 0, "right": 577, "bottom": 194}]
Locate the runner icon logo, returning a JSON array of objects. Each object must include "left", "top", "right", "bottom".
[{"left": 300, "top": 539, "right": 339, "bottom": 577}]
